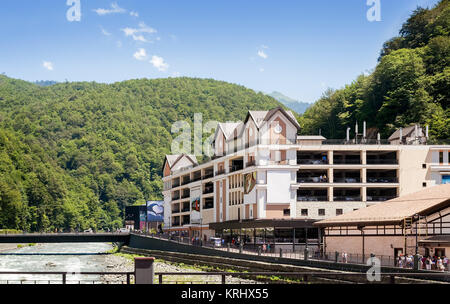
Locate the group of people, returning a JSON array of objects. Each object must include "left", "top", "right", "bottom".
[{"left": 396, "top": 254, "right": 449, "bottom": 271}]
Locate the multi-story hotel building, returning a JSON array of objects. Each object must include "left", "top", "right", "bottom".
[{"left": 161, "top": 107, "right": 450, "bottom": 247}]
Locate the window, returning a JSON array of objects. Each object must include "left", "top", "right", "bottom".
[
  {"left": 336, "top": 209, "right": 343, "bottom": 216},
  {"left": 301, "top": 209, "right": 308, "bottom": 216},
  {"left": 423, "top": 182, "right": 427, "bottom": 187},
  {"left": 318, "top": 209, "right": 325, "bottom": 216},
  {"left": 283, "top": 209, "right": 290, "bottom": 216},
  {"left": 440, "top": 151, "right": 444, "bottom": 164},
  {"left": 422, "top": 164, "right": 426, "bottom": 169}
]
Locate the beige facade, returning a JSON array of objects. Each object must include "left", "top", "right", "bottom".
[{"left": 161, "top": 107, "right": 450, "bottom": 242}]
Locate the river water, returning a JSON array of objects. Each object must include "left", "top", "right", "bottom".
[{"left": 0, "top": 243, "right": 115, "bottom": 284}]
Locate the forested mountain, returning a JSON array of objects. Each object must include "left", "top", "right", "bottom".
[
  {"left": 0, "top": 77, "right": 283, "bottom": 231},
  {"left": 268, "top": 91, "right": 311, "bottom": 114},
  {"left": 300, "top": 0, "right": 449, "bottom": 141}
]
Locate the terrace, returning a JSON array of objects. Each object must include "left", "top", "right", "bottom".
[
  {"left": 366, "top": 151, "right": 398, "bottom": 165},
  {"left": 333, "top": 152, "right": 361, "bottom": 165},
  {"left": 297, "top": 189, "right": 328, "bottom": 202},
  {"left": 334, "top": 170, "right": 361, "bottom": 183},
  {"left": 367, "top": 169, "right": 398, "bottom": 183},
  {"left": 333, "top": 188, "right": 362, "bottom": 202},
  {"left": 367, "top": 188, "right": 398, "bottom": 202},
  {"left": 203, "top": 182, "right": 214, "bottom": 195},
  {"left": 297, "top": 152, "right": 328, "bottom": 165},
  {"left": 297, "top": 170, "right": 328, "bottom": 183}
]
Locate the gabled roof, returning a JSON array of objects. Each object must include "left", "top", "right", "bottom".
[
  {"left": 217, "top": 122, "right": 242, "bottom": 139},
  {"left": 388, "top": 125, "right": 422, "bottom": 141},
  {"left": 263, "top": 107, "right": 301, "bottom": 130},
  {"left": 314, "top": 184, "right": 450, "bottom": 227},
  {"left": 162, "top": 154, "right": 198, "bottom": 173},
  {"left": 245, "top": 107, "right": 301, "bottom": 131}
]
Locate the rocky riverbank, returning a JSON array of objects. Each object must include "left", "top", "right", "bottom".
[
  {"left": 101, "top": 253, "right": 260, "bottom": 284},
  {"left": 0, "top": 244, "right": 21, "bottom": 253}
]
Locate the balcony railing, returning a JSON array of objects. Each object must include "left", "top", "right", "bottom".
[
  {"left": 202, "top": 173, "right": 214, "bottom": 180},
  {"left": 172, "top": 182, "right": 180, "bottom": 188},
  {"left": 203, "top": 187, "right": 214, "bottom": 194},
  {"left": 215, "top": 169, "right": 225, "bottom": 176},
  {"left": 367, "top": 177, "right": 398, "bottom": 183},
  {"left": 246, "top": 160, "right": 256, "bottom": 167},
  {"left": 334, "top": 177, "right": 361, "bottom": 183},
  {"left": 172, "top": 195, "right": 180, "bottom": 201},
  {"left": 367, "top": 196, "right": 397, "bottom": 202},
  {"left": 367, "top": 159, "right": 399, "bottom": 165},
  {"left": 297, "top": 159, "right": 328, "bottom": 165},
  {"left": 333, "top": 159, "right": 361, "bottom": 165},
  {"left": 181, "top": 208, "right": 190, "bottom": 213},
  {"left": 181, "top": 193, "right": 190, "bottom": 199},
  {"left": 230, "top": 165, "right": 244, "bottom": 173},
  {"left": 192, "top": 175, "right": 202, "bottom": 182},
  {"left": 297, "top": 196, "right": 328, "bottom": 202},
  {"left": 172, "top": 209, "right": 180, "bottom": 214},
  {"left": 297, "top": 177, "right": 328, "bottom": 183},
  {"left": 334, "top": 196, "right": 362, "bottom": 202},
  {"left": 181, "top": 179, "right": 190, "bottom": 186}
]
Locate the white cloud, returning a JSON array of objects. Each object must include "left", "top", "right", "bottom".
[
  {"left": 130, "top": 11, "right": 139, "bottom": 17},
  {"left": 150, "top": 55, "right": 169, "bottom": 72},
  {"left": 122, "top": 22, "right": 157, "bottom": 43},
  {"left": 133, "top": 48, "right": 147, "bottom": 61},
  {"left": 93, "top": 2, "right": 126, "bottom": 16},
  {"left": 116, "top": 41, "right": 123, "bottom": 48},
  {"left": 261, "top": 45, "right": 269, "bottom": 49},
  {"left": 43, "top": 61, "right": 54, "bottom": 71},
  {"left": 101, "top": 27, "right": 112, "bottom": 36},
  {"left": 257, "top": 50, "right": 268, "bottom": 59},
  {"left": 259, "top": 68, "right": 265, "bottom": 73}
]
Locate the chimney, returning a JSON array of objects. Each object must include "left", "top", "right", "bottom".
[
  {"left": 415, "top": 124, "right": 418, "bottom": 138},
  {"left": 377, "top": 133, "right": 380, "bottom": 142},
  {"left": 355, "top": 122, "right": 359, "bottom": 135},
  {"left": 426, "top": 125, "right": 429, "bottom": 138},
  {"left": 363, "top": 121, "right": 367, "bottom": 138},
  {"left": 399, "top": 127, "right": 403, "bottom": 144},
  {"left": 346, "top": 127, "right": 350, "bottom": 142}
]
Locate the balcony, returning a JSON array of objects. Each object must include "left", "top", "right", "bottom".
[
  {"left": 297, "top": 196, "right": 328, "bottom": 202},
  {"left": 215, "top": 169, "right": 225, "bottom": 176},
  {"left": 203, "top": 186, "right": 214, "bottom": 195},
  {"left": 202, "top": 173, "right": 214, "bottom": 180},
  {"left": 181, "top": 207, "right": 190, "bottom": 213},
  {"left": 246, "top": 160, "right": 256, "bottom": 167},
  {"left": 181, "top": 192, "right": 190, "bottom": 199},
  {"left": 298, "top": 159, "right": 328, "bottom": 165},
  {"left": 230, "top": 165, "right": 244, "bottom": 173},
  {"left": 367, "top": 159, "right": 398, "bottom": 165},
  {"left": 297, "top": 177, "right": 328, "bottom": 183},
  {"left": 172, "top": 208, "right": 180, "bottom": 214},
  {"left": 334, "top": 196, "right": 362, "bottom": 202},
  {"left": 333, "top": 159, "right": 361, "bottom": 165},
  {"left": 203, "top": 198, "right": 214, "bottom": 209},
  {"left": 334, "top": 177, "right": 361, "bottom": 183},
  {"left": 181, "top": 178, "right": 191, "bottom": 186},
  {"left": 367, "top": 151, "right": 398, "bottom": 165},
  {"left": 367, "top": 196, "right": 397, "bottom": 202},
  {"left": 172, "top": 181, "right": 180, "bottom": 188},
  {"left": 172, "top": 194, "right": 180, "bottom": 201},
  {"left": 367, "top": 177, "right": 398, "bottom": 183}
]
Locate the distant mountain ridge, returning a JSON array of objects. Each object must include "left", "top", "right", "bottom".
[{"left": 268, "top": 91, "right": 312, "bottom": 114}]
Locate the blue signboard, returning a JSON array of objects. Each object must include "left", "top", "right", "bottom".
[
  {"left": 443, "top": 175, "right": 450, "bottom": 184},
  {"left": 147, "top": 201, "right": 164, "bottom": 222}
]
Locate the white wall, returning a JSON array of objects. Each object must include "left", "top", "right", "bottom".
[{"left": 267, "top": 170, "right": 291, "bottom": 203}]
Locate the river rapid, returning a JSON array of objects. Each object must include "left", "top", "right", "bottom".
[{"left": 0, "top": 242, "right": 117, "bottom": 284}]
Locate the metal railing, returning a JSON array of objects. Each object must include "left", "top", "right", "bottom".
[
  {"left": 0, "top": 271, "right": 134, "bottom": 284},
  {"left": 367, "top": 196, "right": 397, "bottom": 202},
  {"left": 333, "top": 177, "right": 361, "bottom": 183},
  {"left": 333, "top": 196, "right": 362, "bottom": 202},
  {"left": 297, "top": 177, "right": 329, "bottom": 183},
  {"left": 367, "top": 177, "right": 398, "bottom": 183},
  {"left": 297, "top": 196, "right": 328, "bottom": 202},
  {"left": 297, "top": 159, "right": 328, "bottom": 165}
]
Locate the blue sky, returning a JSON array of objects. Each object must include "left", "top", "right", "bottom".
[{"left": 0, "top": 0, "right": 441, "bottom": 102}]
